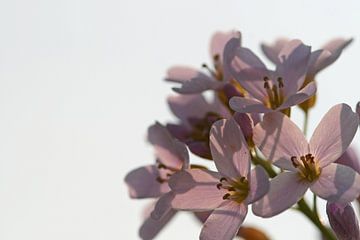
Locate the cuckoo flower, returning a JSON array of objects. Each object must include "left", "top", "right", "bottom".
[
  {"left": 225, "top": 37, "right": 316, "bottom": 113},
  {"left": 252, "top": 104, "right": 360, "bottom": 217},
  {"left": 166, "top": 31, "right": 241, "bottom": 94},
  {"left": 262, "top": 37, "right": 352, "bottom": 111},
  {"left": 326, "top": 202, "right": 360, "bottom": 240},
  {"left": 166, "top": 93, "right": 230, "bottom": 159},
  {"left": 169, "top": 118, "right": 269, "bottom": 240},
  {"left": 124, "top": 122, "right": 189, "bottom": 239}
]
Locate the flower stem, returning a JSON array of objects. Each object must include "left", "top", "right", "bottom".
[
  {"left": 303, "top": 110, "right": 309, "bottom": 136},
  {"left": 250, "top": 148, "right": 277, "bottom": 178},
  {"left": 297, "top": 198, "right": 336, "bottom": 240}
]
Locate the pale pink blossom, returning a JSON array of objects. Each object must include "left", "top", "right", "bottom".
[
  {"left": 169, "top": 118, "right": 269, "bottom": 240},
  {"left": 124, "top": 122, "right": 188, "bottom": 239},
  {"left": 166, "top": 31, "right": 241, "bottom": 94},
  {"left": 252, "top": 104, "right": 360, "bottom": 217},
  {"left": 326, "top": 202, "right": 360, "bottom": 240},
  {"left": 225, "top": 38, "right": 316, "bottom": 113}
]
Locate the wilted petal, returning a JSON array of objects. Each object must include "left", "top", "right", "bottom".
[
  {"left": 276, "top": 40, "right": 311, "bottom": 96},
  {"left": 148, "top": 122, "right": 189, "bottom": 169},
  {"left": 309, "top": 104, "right": 359, "bottom": 168},
  {"left": 310, "top": 163, "right": 360, "bottom": 203},
  {"left": 278, "top": 81, "right": 316, "bottom": 110},
  {"left": 210, "top": 118, "right": 250, "bottom": 178},
  {"left": 252, "top": 172, "right": 310, "bottom": 217},
  {"left": 124, "top": 165, "right": 169, "bottom": 198},
  {"left": 210, "top": 31, "right": 241, "bottom": 60},
  {"left": 245, "top": 166, "right": 270, "bottom": 204},
  {"left": 169, "top": 169, "right": 225, "bottom": 211},
  {"left": 253, "top": 112, "right": 309, "bottom": 170},
  {"left": 139, "top": 208, "right": 176, "bottom": 240},
  {"left": 335, "top": 147, "right": 360, "bottom": 174},
  {"left": 326, "top": 202, "right": 360, "bottom": 240},
  {"left": 200, "top": 201, "right": 247, "bottom": 240},
  {"left": 229, "top": 97, "right": 271, "bottom": 113},
  {"left": 261, "top": 38, "right": 289, "bottom": 65}
]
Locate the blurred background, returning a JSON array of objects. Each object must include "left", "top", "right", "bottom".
[{"left": 0, "top": 0, "right": 359, "bottom": 239}]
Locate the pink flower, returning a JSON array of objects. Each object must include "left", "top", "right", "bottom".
[
  {"left": 252, "top": 104, "right": 360, "bottom": 217},
  {"left": 336, "top": 147, "right": 360, "bottom": 175},
  {"left": 225, "top": 38, "right": 317, "bottom": 113},
  {"left": 166, "top": 93, "right": 231, "bottom": 159},
  {"left": 166, "top": 31, "right": 241, "bottom": 94},
  {"left": 124, "top": 122, "right": 189, "bottom": 239},
  {"left": 326, "top": 202, "right": 360, "bottom": 240},
  {"left": 168, "top": 118, "right": 269, "bottom": 240}
]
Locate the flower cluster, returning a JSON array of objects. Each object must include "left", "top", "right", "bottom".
[{"left": 125, "top": 30, "right": 360, "bottom": 240}]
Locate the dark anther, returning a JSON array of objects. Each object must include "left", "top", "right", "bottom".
[
  {"left": 239, "top": 176, "right": 246, "bottom": 182},
  {"left": 264, "top": 81, "right": 270, "bottom": 89},
  {"left": 220, "top": 177, "right": 227, "bottom": 182},
  {"left": 222, "top": 193, "right": 231, "bottom": 200},
  {"left": 291, "top": 156, "right": 298, "bottom": 167},
  {"left": 228, "top": 187, "right": 236, "bottom": 191},
  {"left": 157, "top": 163, "right": 167, "bottom": 169},
  {"left": 213, "top": 54, "right": 220, "bottom": 61},
  {"left": 277, "top": 77, "right": 284, "bottom": 88},
  {"left": 202, "top": 63, "right": 208, "bottom": 68},
  {"left": 263, "top": 76, "right": 269, "bottom": 81},
  {"left": 216, "top": 183, "right": 222, "bottom": 190}
]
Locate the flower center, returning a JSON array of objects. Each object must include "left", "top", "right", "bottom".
[
  {"left": 216, "top": 176, "right": 249, "bottom": 204},
  {"left": 291, "top": 153, "right": 321, "bottom": 182},
  {"left": 263, "top": 76, "right": 285, "bottom": 109}
]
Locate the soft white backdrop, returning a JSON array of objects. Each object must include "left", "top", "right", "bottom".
[{"left": 0, "top": 0, "right": 359, "bottom": 239}]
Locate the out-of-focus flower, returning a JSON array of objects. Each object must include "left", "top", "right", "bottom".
[
  {"left": 166, "top": 93, "right": 231, "bottom": 159},
  {"left": 169, "top": 117, "right": 269, "bottom": 240},
  {"left": 336, "top": 147, "right": 360, "bottom": 174},
  {"left": 262, "top": 37, "right": 352, "bottom": 112},
  {"left": 166, "top": 31, "right": 241, "bottom": 94},
  {"left": 124, "top": 122, "right": 189, "bottom": 239},
  {"left": 252, "top": 104, "right": 360, "bottom": 217},
  {"left": 226, "top": 38, "right": 316, "bottom": 113},
  {"left": 326, "top": 202, "right": 360, "bottom": 240}
]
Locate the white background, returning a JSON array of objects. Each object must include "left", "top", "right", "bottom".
[{"left": 0, "top": 0, "right": 359, "bottom": 239}]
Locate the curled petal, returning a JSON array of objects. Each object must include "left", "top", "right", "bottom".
[
  {"left": 310, "top": 163, "right": 360, "bottom": 203},
  {"left": 252, "top": 172, "right": 310, "bottom": 217},
  {"left": 310, "top": 104, "right": 359, "bottom": 168},
  {"left": 200, "top": 201, "right": 247, "bottom": 240},
  {"left": 253, "top": 112, "right": 309, "bottom": 170},
  {"left": 210, "top": 118, "right": 250, "bottom": 178}
]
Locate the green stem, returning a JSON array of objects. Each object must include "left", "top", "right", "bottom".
[
  {"left": 297, "top": 199, "right": 336, "bottom": 240},
  {"left": 313, "top": 193, "right": 318, "bottom": 217},
  {"left": 303, "top": 110, "right": 309, "bottom": 137},
  {"left": 250, "top": 149, "right": 277, "bottom": 178}
]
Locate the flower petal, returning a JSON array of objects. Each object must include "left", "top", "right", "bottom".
[
  {"left": 169, "top": 169, "right": 225, "bottom": 211},
  {"left": 229, "top": 97, "right": 271, "bottom": 113},
  {"left": 252, "top": 172, "right": 310, "bottom": 217},
  {"left": 151, "top": 192, "right": 175, "bottom": 220},
  {"left": 210, "top": 30, "right": 242, "bottom": 60},
  {"left": 245, "top": 166, "right": 270, "bottom": 204},
  {"left": 335, "top": 147, "right": 360, "bottom": 174},
  {"left": 276, "top": 40, "right": 311, "bottom": 96},
  {"left": 124, "top": 165, "right": 169, "bottom": 198},
  {"left": 139, "top": 208, "right": 177, "bottom": 240},
  {"left": 172, "top": 76, "right": 222, "bottom": 94},
  {"left": 261, "top": 38, "right": 289, "bottom": 65},
  {"left": 200, "top": 201, "right": 247, "bottom": 240},
  {"left": 165, "top": 66, "right": 208, "bottom": 83},
  {"left": 253, "top": 112, "right": 309, "bottom": 170},
  {"left": 310, "top": 163, "right": 360, "bottom": 203},
  {"left": 277, "top": 81, "right": 316, "bottom": 110},
  {"left": 210, "top": 118, "right": 251, "bottom": 178},
  {"left": 309, "top": 103, "right": 359, "bottom": 168},
  {"left": 148, "top": 122, "right": 189, "bottom": 169}
]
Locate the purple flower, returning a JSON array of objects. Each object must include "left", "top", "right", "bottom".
[
  {"left": 166, "top": 31, "right": 241, "bottom": 94},
  {"left": 326, "top": 202, "right": 360, "bottom": 240},
  {"left": 124, "top": 122, "right": 189, "bottom": 239},
  {"left": 225, "top": 38, "right": 316, "bottom": 113},
  {"left": 252, "top": 104, "right": 360, "bottom": 217},
  {"left": 169, "top": 118, "right": 269, "bottom": 240}
]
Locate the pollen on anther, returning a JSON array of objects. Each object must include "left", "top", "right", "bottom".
[
  {"left": 220, "top": 177, "right": 227, "bottom": 182},
  {"left": 216, "top": 183, "right": 222, "bottom": 190},
  {"left": 222, "top": 193, "right": 231, "bottom": 200}
]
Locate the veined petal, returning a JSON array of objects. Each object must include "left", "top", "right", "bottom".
[
  {"left": 139, "top": 208, "right": 176, "bottom": 240},
  {"left": 169, "top": 169, "right": 225, "bottom": 211},
  {"left": 253, "top": 112, "right": 309, "bottom": 170},
  {"left": 277, "top": 81, "right": 316, "bottom": 110},
  {"left": 245, "top": 166, "right": 270, "bottom": 204},
  {"left": 276, "top": 40, "right": 311, "bottom": 96},
  {"left": 148, "top": 122, "right": 189, "bottom": 169},
  {"left": 229, "top": 97, "right": 272, "bottom": 113},
  {"left": 124, "top": 165, "right": 169, "bottom": 199},
  {"left": 210, "top": 118, "right": 250, "bottom": 178},
  {"left": 310, "top": 163, "right": 360, "bottom": 203},
  {"left": 252, "top": 172, "right": 310, "bottom": 217},
  {"left": 261, "top": 38, "right": 289, "bottom": 65},
  {"left": 200, "top": 201, "right": 247, "bottom": 240},
  {"left": 310, "top": 104, "right": 359, "bottom": 168}
]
